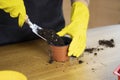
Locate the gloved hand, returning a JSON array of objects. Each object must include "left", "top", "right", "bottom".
[
  {"left": 57, "top": 2, "right": 89, "bottom": 57},
  {"left": 0, "top": 70, "right": 27, "bottom": 80},
  {"left": 0, "top": 0, "right": 26, "bottom": 27}
]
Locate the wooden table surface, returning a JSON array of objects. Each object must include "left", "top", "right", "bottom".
[{"left": 0, "top": 25, "right": 120, "bottom": 80}]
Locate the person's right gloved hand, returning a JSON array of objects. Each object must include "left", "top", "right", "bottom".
[{"left": 0, "top": 0, "right": 26, "bottom": 27}]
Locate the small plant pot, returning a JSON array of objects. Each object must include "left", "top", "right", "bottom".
[
  {"left": 49, "top": 37, "right": 71, "bottom": 62},
  {"left": 113, "top": 65, "right": 120, "bottom": 80}
]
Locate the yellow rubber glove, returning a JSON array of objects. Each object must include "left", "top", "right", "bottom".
[
  {"left": 57, "top": 2, "right": 89, "bottom": 57},
  {"left": 0, "top": 70, "right": 27, "bottom": 80},
  {"left": 0, "top": 0, "right": 26, "bottom": 27}
]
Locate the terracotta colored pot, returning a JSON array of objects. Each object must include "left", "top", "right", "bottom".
[
  {"left": 50, "top": 45, "right": 69, "bottom": 62},
  {"left": 50, "top": 37, "right": 71, "bottom": 62}
]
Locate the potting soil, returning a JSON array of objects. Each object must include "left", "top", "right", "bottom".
[{"left": 37, "top": 29, "right": 65, "bottom": 46}]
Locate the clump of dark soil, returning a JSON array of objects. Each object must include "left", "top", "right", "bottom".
[
  {"left": 78, "top": 60, "right": 84, "bottom": 64},
  {"left": 84, "top": 48, "right": 96, "bottom": 53},
  {"left": 98, "top": 39, "right": 115, "bottom": 47},
  {"left": 48, "top": 59, "right": 54, "bottom": 64},
  {"left": 84, "top": 38, "right": 115, "bottom": 54},
  {"left": 94, "top": 53, "right": 97, "bottom": 56},
  {"left": 37, "top": 29, "right": 65, "bottom": 46},
  {"left": 84, "top": 48, "right": 104, "bottom": 53}
]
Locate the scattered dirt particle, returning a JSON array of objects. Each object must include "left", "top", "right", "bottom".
[
  {"left": 78, "top": 60, "right": 84, "bottom": 64},
  {"left": 100, "top": 48, "right": 104, "bottom": 50},
  {"left": 45, "top": 64, "right": 48, "bottom": 65},
  {"left": 91, "top": 68, "right": 94, "bottom": 70},
  {"left": 97, "top": 48, "right": 100, "bottom": 51},
  {"left": 84, "top": 48, "right": 96, "bottom": 53},
  {"left": 94, "top": 53, "right": 97, "bottom": 56},
  {"left": 56, "top": 66, "right": 58, "bottom": 68},
  {"left": 48, "top": 58, "right": 54, "bottom": 64},
  {"left": 86, "top": 62, "right": 88, "bottom": 64},
  {"left": 91, "top": 68, "right": 97, "bottom": 72}
]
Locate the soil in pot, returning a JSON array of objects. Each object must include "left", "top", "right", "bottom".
[{"left": 37, "top": 28, "right": 65, "bottom": 46}]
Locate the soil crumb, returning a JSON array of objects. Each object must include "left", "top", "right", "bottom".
[
  {"left": 91, "top": 68, "right": 95, "bottom": 70},
  {"left": 84, "top": 48, "right": 103, "bottom": 53},
  {"left": 48, "top": 58, "right": 54, "bottom": 64},
  {"left": 94, "top": 53, "right": 97, "bottom": 56},
  {"left": 91, "top": 68, "right": 95, "bottom": 72},
  {"left": 84, "top": 48, "right": 96, "bottom": 53},
  {"left": 78, "top": 60, "right": 84, "bottom": 64},
  {"left": 99, "top": 39, "right": 115, "bottom": 47}
]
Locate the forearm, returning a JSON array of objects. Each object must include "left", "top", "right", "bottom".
[{"left": 71, "top": 0, "right": 89, "bottom": 6}]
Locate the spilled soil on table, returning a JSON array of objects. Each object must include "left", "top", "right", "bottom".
[{"left": 85, "top": 39, "right": 115, "bottom": 54}]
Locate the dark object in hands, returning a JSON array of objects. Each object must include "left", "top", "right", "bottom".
[{"left": 37, "top": 29, "right": 65, "bottom": 46}]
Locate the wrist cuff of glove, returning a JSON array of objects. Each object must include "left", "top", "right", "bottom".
[{"left": 71, "top": 2, "right": 89, "bottom": 22}]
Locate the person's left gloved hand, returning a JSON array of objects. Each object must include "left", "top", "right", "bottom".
[
  {"left": 57, "top": 2, "right": 89, "bottom": 57},
  {"left": 0, "top": 0, "right": 26, "bottom": 27}
]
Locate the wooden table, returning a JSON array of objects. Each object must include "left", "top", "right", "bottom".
[{"left": 0, "top": 25, "right": 120, "bottom": 80}]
